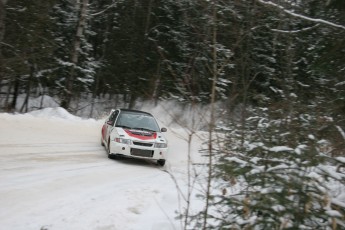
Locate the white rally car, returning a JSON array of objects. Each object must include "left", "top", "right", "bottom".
[{"left": 101, "top": 109, "right": 168, "bottom": 166}]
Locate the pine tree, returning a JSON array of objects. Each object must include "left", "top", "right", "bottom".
[
  {"left": 2, "top": 0, "right": 56, "bottom": 112},
  {"left": 51, "top": 0, "right": 99, "bottom": 110},
  {"left": 203, "top": 1, "right": 345, "bottom": 229}
]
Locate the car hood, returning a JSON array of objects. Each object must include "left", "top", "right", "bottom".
[{"left": 115, "top": 127, "right": 167, "bottom": 143}]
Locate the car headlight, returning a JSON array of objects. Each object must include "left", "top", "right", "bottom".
[
  {"left": 115, "top": 138, "right": 131, "bottom": 145},
  {"left": 154, "top": 143, "right": 167, "bottom": 148}
]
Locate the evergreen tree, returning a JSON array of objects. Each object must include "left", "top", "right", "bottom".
[
  {"left": 51, "top": 0, "right": 99, "bottom": 110},
  {"left": 2, "top": 0, "right": 56, "bottom": 111},
  {"left": 195, "top": 1, "right": 345, "bottom": 229},
  {"left": 215, "top": 107, "right": 345, "bottom": 229}
]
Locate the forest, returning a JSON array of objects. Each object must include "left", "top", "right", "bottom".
[{"left": 0, "top": 0, "right": 345, "bottom": 229}]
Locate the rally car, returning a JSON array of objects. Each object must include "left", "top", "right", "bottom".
[{"left": 101, "top": 109, "right": 168, "bottom": 166}]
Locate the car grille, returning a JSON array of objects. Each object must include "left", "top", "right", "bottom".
[
  {"left": 130, "top": 148, "right": 154, "bottom": 158},
  {"left": 133, "top": 141, "right": 153, "bottom": 147}
]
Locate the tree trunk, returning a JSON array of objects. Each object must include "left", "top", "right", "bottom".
[
  {"left": 9, "top": 75, "right": 19, "bottom": 112},
  {"left": 203, "top": 1, "right": 218, "bottom": 229},
  {"left": 20, "top": 63, "right": 35, "bottom": 113},
  {"left": 151, "top": 60, "right": 161, "bottom": 105},
  {"left": 128, "top": 94, "right": 137, "bottom": 109},
  {"left": 144, "top": 0, "right": 154, "bottom": 35},
  {"left": 0, "top": 0, "right": 7, "bottom": 46},
  {"left": 0, "top": 0, "right": 7, "bottom": 89},
  {"left": 61, "top": 0, "right": 89, "bottom": 110}
]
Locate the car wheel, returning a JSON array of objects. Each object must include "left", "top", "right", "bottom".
[{"left": 157, "top": 159, "right": 166, "bottom": 166}]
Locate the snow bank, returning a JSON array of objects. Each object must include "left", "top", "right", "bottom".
[
  {"left": 29, "top": 107, "right": 86, "bottom": 121},
  {"left": 15, "top": 95, "right": 60, "bottom": 111}
]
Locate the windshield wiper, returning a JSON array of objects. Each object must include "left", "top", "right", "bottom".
[
  {"left": 132, "top": 127, "right": 156, "bottom": 132},
  {"left": 116, "top": 125, "right": 132, "bottom": 129}
]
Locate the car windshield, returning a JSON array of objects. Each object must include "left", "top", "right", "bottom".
[{"left": 115, "top": 111, "right": 160, "bottom": 132}]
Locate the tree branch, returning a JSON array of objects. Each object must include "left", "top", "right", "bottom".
[
  {"left": 257, "top": 0, "right": 345, "bottom": 30},
  {"left": 271, "top": 24, "right": 320, "bottom": 33}
]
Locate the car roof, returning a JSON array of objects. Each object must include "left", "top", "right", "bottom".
[{"left": 118, "top": 108, "right": 153, "bottom": 116}]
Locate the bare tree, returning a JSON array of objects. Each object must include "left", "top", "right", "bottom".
[{"left": 202, "top": 1, "right": 218, "bottom": 228}]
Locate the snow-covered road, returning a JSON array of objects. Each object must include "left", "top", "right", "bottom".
[{"left": 0, "top": 109, "right": 205, "bottom": 230}]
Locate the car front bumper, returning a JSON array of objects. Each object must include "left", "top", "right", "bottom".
[{"left": 109, "top": 141, "right": 167, "bottom": 160}]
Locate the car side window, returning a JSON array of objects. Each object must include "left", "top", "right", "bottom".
[{"left": 108, "top": 110, "right": 119, "bottom": 126}]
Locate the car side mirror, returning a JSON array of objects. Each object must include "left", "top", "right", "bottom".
[{"left": 161, "top": 127, "right": 167, "bottom": 132}]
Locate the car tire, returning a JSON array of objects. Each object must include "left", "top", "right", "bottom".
[{"left": 157, "top": 159, "right": 166, "bottom": 166}]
